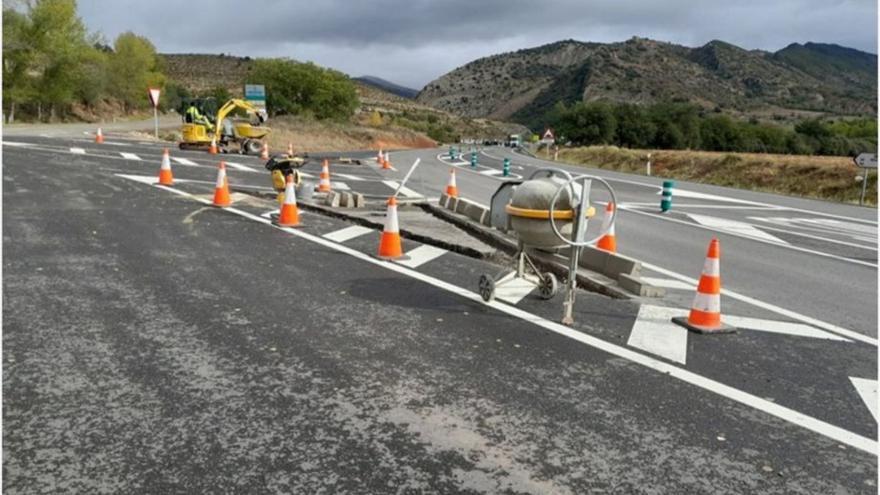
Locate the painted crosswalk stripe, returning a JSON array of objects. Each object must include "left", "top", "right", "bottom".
[
  {"left": 172, "top": 157, "right": 198, "bottom": 166},
  {"left": 332, "top": 181, "right": 350, "bottom": 191},
  {"left": 119, "top": 152, "right": 141, "bottom": 160},
  {"left": 850, "top": 377, "right": 878, "bottom": 422},
  {"left": 323, "top": 225, "right": 374, "bottom": 243},
  {"left": 493, "top": 272, "right": 536, "bottom": 305},
  {"left": 335, "top": 173, "right": 366, "bottom": 181},
  {"left": 627, "top": 305, "right": 689, "bottom": 365},
  {"left": 382, "top": 180, "right": 422, "bottom": 198},
  {"left": 225, "top": 162, "right": 259, "bottom": 173},
  {"left": 394, "top": 245, "right": 447, "bottom": 268},
  {"left": 70, "top": 147, "right": 86, "bottom": 154},
  {"left": 479, "top": 169, "right": 503, "bottom": 176}
]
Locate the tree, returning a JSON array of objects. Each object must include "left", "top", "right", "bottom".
[
  {"left": 2, "top": 8, "right": 35, "bottom": 122},
  {"left": 249, "top": 58, "right": 358, "bottom": 120},
  {"left": 614, "top": 104, "right": 655, "bottom": 148},
  {"left": 558, "top": 102, "right": 616, "bottom": 145},
  {"left": 108, "top": 32, "right": 164, "bottom": 112},
  {"left": 700, "top": 115, "right": 744, "bottom": 151}
]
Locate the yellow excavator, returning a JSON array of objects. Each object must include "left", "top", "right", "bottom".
[{"left": 179, "top": 97, "right": 270, "bottom": 155}]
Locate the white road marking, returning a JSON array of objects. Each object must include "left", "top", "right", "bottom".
[
  {"left": 621, "top": 207, "right": 878, "bottom": 268},
  {"left": 382, "top": 180, "right": 422, "bottom": 198},
  {"left": 172, "top": 157, "right": 199, "bottom": 166},
  {"left": 331, "top": 181, "right": 350, "bottom": 191},
  {"left": 116, "top": 174, "right": 158, "bottom": 185},
  {"left": 335, "top": 173, "right": 366, "bottom": 181},
  {"left": 749, "top": 217, "right": 878, "bottom": 247},
  {"left": 260, "top": 209, "right": 279, "bottom": 219},
  {"left": 394, "top": 245, "right": 447, "bottom": 268},
  {"left": 299, "top": 171, "right": 316, "bottom": 178},
  {"left": 3, "top": 141, "right": 35, "bottom": 147},
  {"left": 480, "top": 169, "right": 503, "bottom": 176},
  {"left": 493, "top": 272, "right": 537, "bottom": 305},
  {"left": 623, "top": 202, "right": 777, "bottom": 210},
  {"left": 119, "top": 152, "right": 141, "bottom": 161},
  {"left": 641, "top": 277, "right": 694, "bottom": 291},
  {"left": 666, "top": 188, "right": 768, "bottom": 206},
  {"left": 323, "top": 225, "right": 373, "bottom": 243},
  {"left": 70, "top": 147, "right": 86, "bottom": 154},
  {"left": 627, "top": 305, "right": 689, "bottom": 364},
  {"left": 850, "top": 377, "right": 878, "bottom": 423},
  {"left": 641, "top": 262, "right": 877, "bottom": 346},
  {"left": 114, "top": 172, "right": 879, "bottom": 455},
  {"left": 224, "top": 162, "right": 259, "bottom": 173},
  {"left": 688, "top": 213, "right": 789, "bottom": 244},
  {"left": 722, "top": 315, "right": 851, "bottom": 342}
]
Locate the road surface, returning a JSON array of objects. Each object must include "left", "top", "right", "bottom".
[{"left": 3, "top": 131, "right": 877, "bottom": 493}]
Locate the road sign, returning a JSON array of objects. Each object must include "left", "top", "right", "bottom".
[
  {"left": 244, "top": 84, "right": 266, "bottom": 110},
  {"left": 854, "top": 153, "right": 877, "bottom": 169},
  {"left": 541, "top": 128, "right": 555, "bottom": 144},
  {"left": 147, "top": 88, "right": 161, "bottom": 139},
  {"left": 148, "top": 88, "right": 160, "bottom": 108}
]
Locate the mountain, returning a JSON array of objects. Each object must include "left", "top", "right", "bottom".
[
  {"left": 416, "top": 38, "right": 878, "bottom": 129},
  {"left": 354, "top": 76, "right": 419, "bottom": 99}
]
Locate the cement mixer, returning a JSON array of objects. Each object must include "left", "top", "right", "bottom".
[{"left": 479, "top": 168, "right": 617, "bottom": 324}]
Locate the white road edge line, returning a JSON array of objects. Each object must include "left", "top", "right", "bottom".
[
  {"left": 621, "top": 206, "right": 878, "bottom": 268},
  {"left": 116, "top": 172, "right": 879, "bottom": 455},
  {"left": 119, "top": 152, "right": 141, "bottom": 161},
  {"left": 70, "top": 147, "right": 86, "bottom": 154},
  {"left": 641, "top": 261, "right": 877, "bottom": 346}
]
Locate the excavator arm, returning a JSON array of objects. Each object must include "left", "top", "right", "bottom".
[{"left": 214, "top": 98, "right": 261, "bottom": 131}]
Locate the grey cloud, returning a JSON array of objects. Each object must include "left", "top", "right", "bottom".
[{"left": 77, "top": 0, "right": 878, "bottom": 89}]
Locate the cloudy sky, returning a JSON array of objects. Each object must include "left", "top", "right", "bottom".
[{"left": 77, "top": 0, "right": 877, "bottom": 89}]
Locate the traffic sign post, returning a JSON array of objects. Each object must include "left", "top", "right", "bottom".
[
  {"left": 853, "top": 153, "right": 877, "bottom": 206},
  {"left": 148, "top": 88, "right": 161, "bottom": 139}
]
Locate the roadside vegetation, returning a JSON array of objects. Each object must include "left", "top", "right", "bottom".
[
  {"left": 555, "top": 145, "right": 876, "bottom": 205},
  {"left": 546, "top": 101, "right": 877, "bottom": 157}
]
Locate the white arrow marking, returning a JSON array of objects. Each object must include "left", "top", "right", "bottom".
[
  {"left": 850, "top": 377, "right": 878, "bottom": 422},
  {"left": 688, "top": 213, "right": 789, "bottom": 244},
  {"left": 627, "top": 305, "right": 689, "bottom": 364},
  {"left": 119, "top": 152, "right": 141, "bottom": 161}
]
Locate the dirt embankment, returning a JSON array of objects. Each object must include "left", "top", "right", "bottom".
[{"left": 556, "top": 146, "right": 877, "bottom": 206}]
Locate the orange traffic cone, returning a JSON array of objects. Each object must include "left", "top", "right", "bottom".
[
  {"left": 277, "top": 174, "right": 300, "bottom": 227},
  {"left": 378, "top": 196, "right": 405, "bottom": 259},
  {"left": 213, "top": 161, "right": 231, "bottom": 207},
  {"left": 209, "top": 137, "right": 218, "bottom": 155},
  {"left": 672, "top": 238, "right": 735, "bottom": 334},
  {"left": 445, "top": 168, "right": 458, "bottom": 197},
  {"left": 287, "top": 142, "right": 294, "bottom": 156},
  {"left": 95, "top": 127, "right": 104, "bottom": 144},
  {"left": 158, "top": 148, "right": 174, "bottom": 186},
  {"left": 376, "top": 148, "right": 384, "bottom": 164},
  {"left": 596, "top": 202, "right": 616, "bottom": 252},
  {"left": 317, "top": 159, "right": 332, "bottom": 192},
  {"left": 260, "top": 142, "right": 269, "bottom": 160},
  {"left": 382, "top": 151, "right": 392, "bottom": 170}
]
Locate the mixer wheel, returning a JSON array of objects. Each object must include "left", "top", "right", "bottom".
[
  {"left": 478, "top": 274, "right": 495, "bottom": 302},
  {"left": 538, "top": 272, "right": 558, "bottom": 300}
]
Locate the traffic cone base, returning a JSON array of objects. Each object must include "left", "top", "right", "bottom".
[{"left": 671, "top": 315, "right": 736, "bottom": 334}]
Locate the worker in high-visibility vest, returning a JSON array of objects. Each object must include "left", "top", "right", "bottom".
[{"left": 185, "top": 103, "right": 213, "bottom": 132}]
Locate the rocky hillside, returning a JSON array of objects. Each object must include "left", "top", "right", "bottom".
[{"left": 416, "top": 38, "right": 877, "bottom": 128}]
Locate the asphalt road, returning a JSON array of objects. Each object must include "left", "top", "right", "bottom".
[{"left": 3, "top": 132, "right": 877, "bottom": 493}]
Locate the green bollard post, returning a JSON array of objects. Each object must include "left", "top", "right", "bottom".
[
  {"left": 471, "top": 151, "right": 477, "bottom": 168},
  {"left": 449, "top": 146, "right": 455, "bottom": 160},
  {"left": 660, "top": 180, "right": 675, "bottom": 212},
  {"left": 503, "top": 158, "right": 510, "bottom": 177}
]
